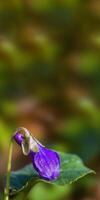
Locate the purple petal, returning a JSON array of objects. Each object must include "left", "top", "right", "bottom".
[
  {"left": 13, "top": 131, "right": 60, "bottom": 181},
  {"left": 13, "top": 132, "right": 24, "bottom": 145},
  {"left": 29, "top": 145, "right": 60, "bottom": 181}
]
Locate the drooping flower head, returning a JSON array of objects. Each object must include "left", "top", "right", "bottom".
[{"left": 13, "top": 127, "right": 60, "bottom": 181}]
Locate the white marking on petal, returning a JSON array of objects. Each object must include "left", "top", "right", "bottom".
[
  {"left": 30, "top": 135, "right": 39, "bottom": 152},
  {"left": 14, "top": 127, "right": 40, "bottom": 154},
  {"left": 21, "top": 137, "right": 30, "bottom": 155},
  {"left": 33, "top": 136, "right": 45, "bottom": 147}
]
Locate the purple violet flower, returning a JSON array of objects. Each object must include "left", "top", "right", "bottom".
[{"left": 13, "top": 127, "right": 60, "bottom": 181}]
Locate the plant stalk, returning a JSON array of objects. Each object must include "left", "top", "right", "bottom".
[{"left": 4, "top": 139, "right": 13, "bottom": 200}]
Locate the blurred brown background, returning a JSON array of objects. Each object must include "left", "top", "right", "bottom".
[{"left": 0, "top": 0, "right": 100, "bottom": 200}]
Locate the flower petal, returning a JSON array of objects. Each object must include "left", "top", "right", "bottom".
[
  {"left": 13, "top": 132, "right": 24, "bottom": 145},
  {"left": 13, "top": 129, "right": 39, "bottom": 154},
  {"left": 13, "top": 128, "right": 60, "bottom": 181},
  {"left": 29, "top": 145, "right": 60, "bottom": 181}
]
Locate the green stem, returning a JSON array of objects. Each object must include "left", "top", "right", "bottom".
[{"left": 4, "top": 139, "right": 13, "bottom": 200}]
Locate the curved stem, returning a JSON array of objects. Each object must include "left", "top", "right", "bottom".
[{"left": 4, "top": 139, "right": 13, "bottom": 200}]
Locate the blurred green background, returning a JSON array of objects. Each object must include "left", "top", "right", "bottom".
[{"left": 0, "top": 0, "right": 100, "bottom": 200}]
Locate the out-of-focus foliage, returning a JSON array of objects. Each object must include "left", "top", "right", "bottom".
[{"left": 0, "top": 0, "right": 100, "bottom": 200}]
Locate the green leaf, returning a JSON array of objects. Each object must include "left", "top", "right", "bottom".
[{"left": 10, "top": 152, "right": 95, "bottom": 196}]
